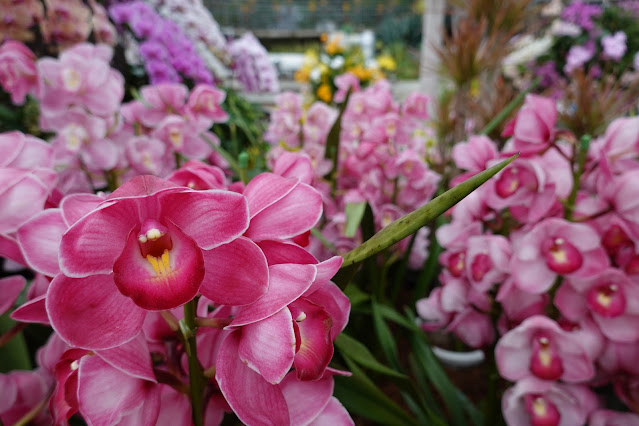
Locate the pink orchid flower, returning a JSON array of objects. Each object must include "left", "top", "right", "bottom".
[
  {"left": 502, "top": 378, "right": 598, "bottom": 426},
  {"left": 496, "top": 315, "right": 595, "bottom": 382},
  {"left": 502, "top": 94, "right": 557, "bottom": 155},
  {"left": 510, "top": 218, "right": 609, "bottom": 294},
  {"left": 47, "top": 175, "right": 268, "bottom": 349},
  {"left": 0, "top": 40, "right": 38, "bottom": 105}
]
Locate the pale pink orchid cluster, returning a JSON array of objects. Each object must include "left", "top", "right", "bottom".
[
  {"left": 0, "top": 0, "right": 115, "bottom": 47},
  {"left": 1, "top": 156, "right": 353, "bottom": 424},
  {"left": 417, "top": 93, "right": 639, "bottom": 424},
  {"left": 0, "top": 40, "right": 232, "bottom": 195},
  {"left": 265, "top": 80, "right": 440, "bottom": 268}
]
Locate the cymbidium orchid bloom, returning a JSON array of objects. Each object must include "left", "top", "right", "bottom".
[
  {"left": 502, "top": 94, "right": 557, "bottom": 155},
  {"left": 496, "top": 316, "right": 595, "bottom": 382},
  {"left": 502, "top": 378, "right": 598, "bottom": 426},
  {"left": 47, "top": 175, "right": 268, "bottom": 349},
  {"left": 510, "top": 218, "right": 609, "bottom": 294}
]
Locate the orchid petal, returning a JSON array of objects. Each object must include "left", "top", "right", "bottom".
[
  {"left": 243, "top": 173, "right": 298, "bottom": 217},
  {"left": 216, "top": 332, "right": 290, "bottom": 425},
  {"left": 238, "top": 308, "right": 296, "bottom": 384},
  {"left": 113, "top": 221, "right": 204, "bottom": 311},
  {"left": 290, "top": 298, "right": 334, "bottom": 381},
  {"left": 0, "top": 275, "right": 25, "bottom": 315},
  {"left": 10, "top": 295, "right": 48, "bottom": 324},
  {"left": 245, "top": 183, "right": 322, "bottom": 241},
  {"left": 17, "top": 208, "right": 66, "bottom": 276},
  {"left": 60, "top": 193, "right": 105, "bottom": 226},
  {"left": 96, "top": 334, "right": 156, "bottom": 382},
  {"left": 47, "top": 273, "right": 146, "bottom": 349},
  {"left": 229, "top": 264, "right": 317, "bottom": 327},
  {"left": 280, "top": 373, "right": 334, "bottom": 425},
  {"left": 309, "top": 397, "right": 354, "bottom": 426},
  {"left": 305, "top": 282, "right": 351, "bottom": 335},
  {"left": 161, "top": 190, "right": 249, "bottom": 249},
  {"left": 200, "top": 236, "right": 268, "bottom": 306}
]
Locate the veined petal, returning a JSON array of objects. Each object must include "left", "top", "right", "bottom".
[
  {"left": 216, "top": 332, "right": 290, "bottom": 425},
  {"left": 107, "top": 175, "right": 181, "bottom": 200},
  {"left": 47, "top": 273, "right": 146, "bottom": 350},
  {"left": 60, "top": 193, "right": 105, "bottom": 226},
  {"left": 113, "top": 221, "right": 204, "bottom": 311},
  {"left": 290, "top": 298, "right": 334, "bottom": 381},
  {"left": 78, "top": 355, "right": 157, "bottom": 426},
  {"left": 238, "top": 308, "right": 296, "bottom": 384},
  {"left": 17, "top": 208, "right": 66, "bottom": 276},
  {"left": 229, "top": 263, "right": 317, "bottom": 327},
  {"left": 245, "top": 183, "right": 323, "bottom": 241},
  {"left": 161, "top": 190, "right": 250, "bottom": 250},
  {"left": 96, "top": 334, "right": 156, "bottom": 382},
  {"left": 309, "top": 397, "right": 354, "bottom": 426},
  {"left": 306, "top": 282, "right": 351, "bottom": 336},
  {"left": 257, "top": 240, "right": 318, "bottom": 266},
  {"left": 11, "top": 295, "right": 49, "bottom": 324},
  {"left": 243, "top": 173, "right": 298, "bottom": 217},
  {"left": 59, "top": 201, "right": 138, "bottom": 277},
  {"left": 200, "top": 237, "right": 268, "bottom": 306},
  {"left": 0, "top": 172, "right": 50, "bottom": 233},
  {"left": 0, "top": 233, "right": 25, "bottom": 265},
  {"left": 280, "top": 373, "right": 334, "bottom": 425},
  {"left": 0, "top": 275, "right": 26, "bottom": 315}
]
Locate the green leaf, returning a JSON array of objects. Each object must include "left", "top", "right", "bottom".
[
  {"left": 377, "top": 304, "right": 419, "bottom": 330},
  {"left": 334, "top": 356, "right": 417, "bottom": 425},
  {"left": 408, "top": 321, "right": 484, "bottom": 426},
  {"left": 344, "top": 201, "right": 367, "bottom": 238},
  {"left": 371, "top": 300, "right": 401, "bottom": 370},
  {"left": 0, "top": 314, "right": 31, "bottom": 372},
  {"left": 340, "top": 154, "right": 519, "bottom": 268},
  {"left": 334, "top": 333, "right": 407, "bottom": 379},
  {"left": 343, "top": 283, "right": 370, "bottom": 307}
]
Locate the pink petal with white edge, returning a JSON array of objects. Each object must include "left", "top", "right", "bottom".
[
  {"left": 290, "top": 298, "right": 334, "bottom": 380},
  {"left": 309, "top": 397, "right": 354, "bottom": 426},
  {"left": 243, "top": 173, "right": 298, "bottom": 217},
  {"left": 59, "top": 201, "right": 138, "bottom": 277},
  {"left": 245, "top": 182, "right": 323, "bottom": 241},
  {"left": 306, "top": 282, "right": 351, "bottom": 336},
  {"left": 280, "top": 373, "right": 334, "bottom": 425},
  {"left": 78, "top": 355, "right": 159, "bottom": 426},
  {"left": 107, "top": 174, "right": 181, "bottom": 199},
  {"left": 229, "top": 263, "right": 317, "bottom": 327},
  {"left": 96, "top": 333, "right": 156, "bottom": 382},
  {"left": 238, "top": 308, "right": 296, "bottom": 384},
  {"left": 304, "top": 256, "right": 343, "bottom": 297},
  {"left": 47, "top": 273, "right": 147, "bottom": 350},
  {"left": 17, "top": 208, "right": 66, "bottom": 276},
  {"left": 161, "top": 190, "right": 250, "bottom": 250},
  {"left": 0, "top": 233, "right": 26, "bottom": 265},
  {"left": 113, "top": 221, "right": 204, "bottom": 311},
  {"left": 216, "top": 332, "right": 290, "bottom": 425},
  {"left": 200, "top": 236, "right": 269, "bottom": 306},
  {"left": 0, "top": 275, "right": 25, "bottom": 315},
  {"left": 0, "top": 172, "right": 50, "bottom": 233},
  {"left": 60, "top": 193, "right": 105, "bottom": 226},
  {"left": 11, "top": 295, "right": 49, "bottom": 324}
]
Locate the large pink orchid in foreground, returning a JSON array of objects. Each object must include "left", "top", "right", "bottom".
[{"left": 47, "top": 175, "right": 269, "bottom": 349}]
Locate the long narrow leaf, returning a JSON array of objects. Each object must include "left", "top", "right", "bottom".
[
  {"left": 340, "top": 154, "right": 518, "bottom": 268},
  {"left": 335, "top": 355, "right": 417, "bottom": 426},
  {"left": 371, "top": 300, "right": 401, "bottom": 370},
  {"left": 335, "top": 333, "right": 407, "bottom": 379}
]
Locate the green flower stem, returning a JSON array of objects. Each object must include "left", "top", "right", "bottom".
[
  {"left": 479, "top": 78, "right": 540, "bottom": 136},
  {"left": 340, "top": 154, "right": 519, "bottom": 268},
  {"left": 182, "top": 299, "right": 205, "bottom": 426},
  {"left": 14, "top": 388, "right": 53, "bottom": 426},
  {"left": 565, "top": 135, "right": 591, "bottom": 221},
  {"left": 238, "top": 151, "right": 249, "bottom": 185}
]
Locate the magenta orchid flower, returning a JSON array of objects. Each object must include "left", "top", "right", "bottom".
[
  {"left": 47, "top": 175, "right": 268, "bottom": 349},
  {"left": 502, "top": 94, "right": 557, "bottom": 155}
]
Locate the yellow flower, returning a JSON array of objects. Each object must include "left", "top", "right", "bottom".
[
  {"left": 325, "top": 35, "right": 344, "bottom": 56},
  {"left": 377, "top": 55, "right": 396, "bottom": 71},
  {"left": 316, "top": 84, "right": 333, "bottom": 103},
  {"left": 294, "top": 67, "right": 311, "bottom": 83},
  {"left": 349, "top": 65, "right": 373, "bottom": 82}
]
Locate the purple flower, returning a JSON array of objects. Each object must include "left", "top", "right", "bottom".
[
  {"left": 564, "top": 43, "right": 595, "bottom": 74},
  {"left": 138, "top": 41, "right": 167, "bottom": 62},
  {"left": 561, "top": 0, "right": 602, "bottom": 31},
  {"left": 535, "top": 61, "right": 561, "bottom": 88},
  {"left": 601, "top": 31, "right": 627, "bottom": 61}
]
